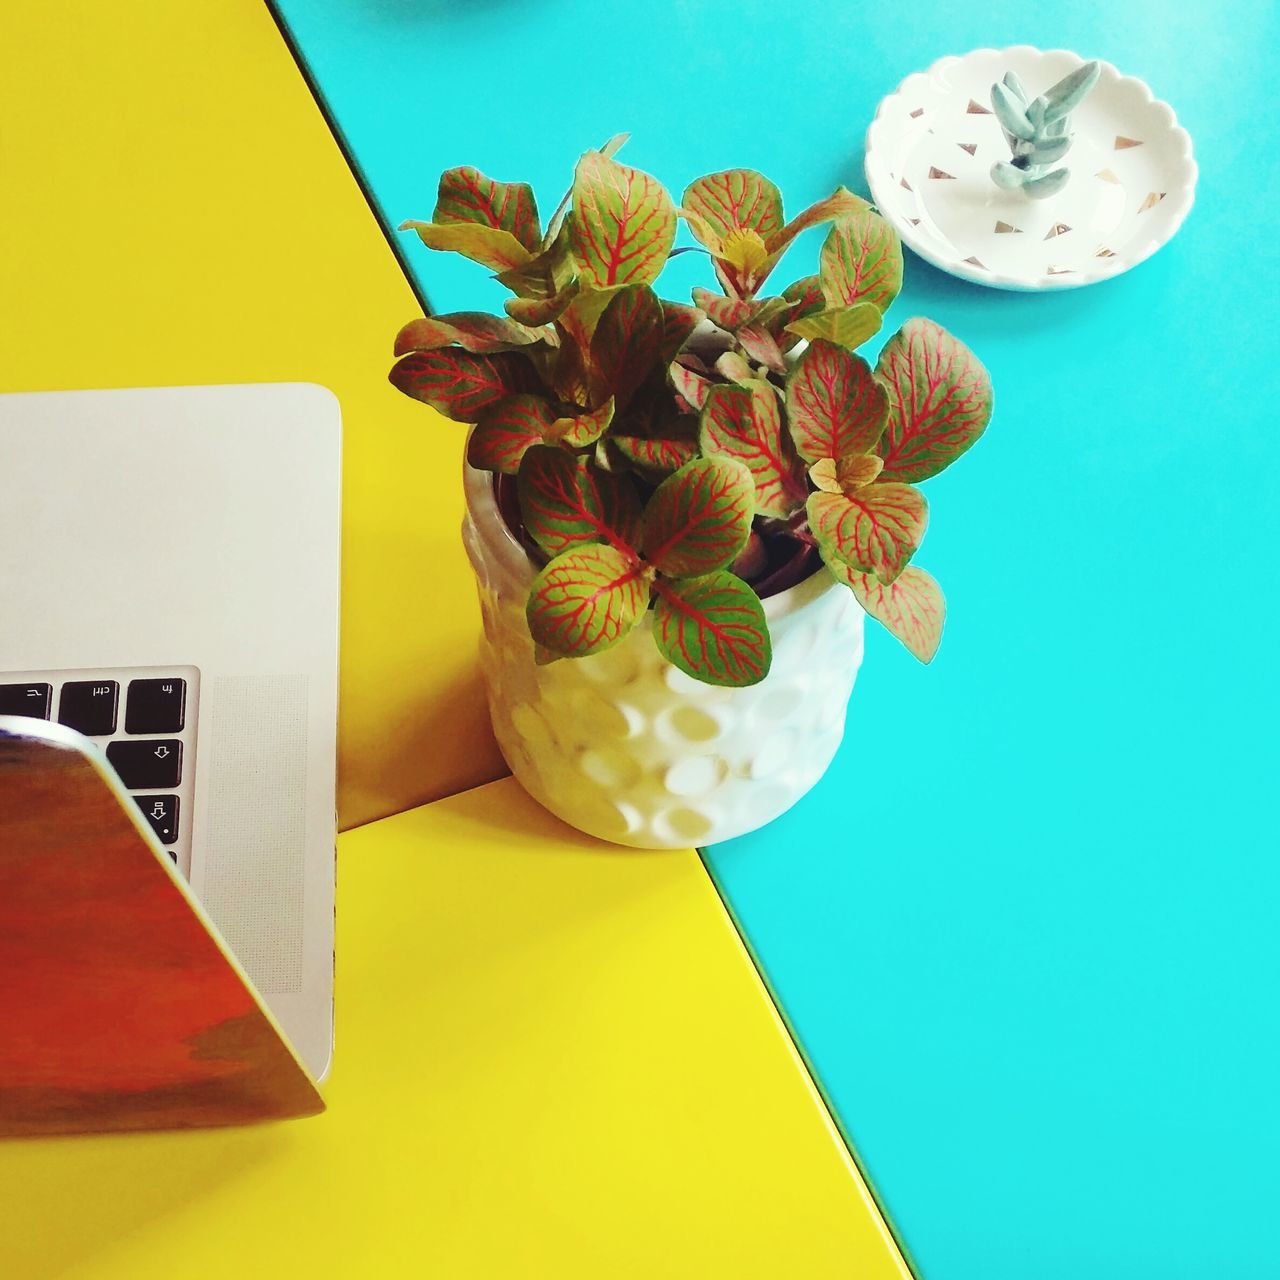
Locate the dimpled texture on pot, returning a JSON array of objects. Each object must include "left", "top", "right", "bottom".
[{"left": 463, "top": 459, "right": 864, "bottom": 849}]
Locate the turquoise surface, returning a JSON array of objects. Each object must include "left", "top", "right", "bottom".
[{"left": 275, "top": 3, "right": 1280, "bottom": 1275}]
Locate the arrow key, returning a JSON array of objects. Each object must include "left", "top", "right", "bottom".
[
  {"left": 107, "top": 739, "right": 182, "bottom": 789},
  {"left": 134, "top": 794, "right": 180, "bottom": 845}
]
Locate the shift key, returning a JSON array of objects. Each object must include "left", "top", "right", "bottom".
[{"left": 107, "top": 739, "right": 182, "bottom": 789}]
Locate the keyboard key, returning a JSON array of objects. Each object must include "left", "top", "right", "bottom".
[
  {"left": 59, "top": 680, "right": 119, "bottom": 735},
  {"left": 0, "top": 682, "right": 53, "bottom": 719},
  {"left": 134, "top": 794, "right": 180, "bottom": 845},
  {"left": 106, "top": 738, "right": 182, "bottom": 789},
  {"left": 125, "top": 678, "right": 187, "bottom": 734}
]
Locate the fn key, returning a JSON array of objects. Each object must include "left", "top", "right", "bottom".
[
  {"left": 126, "top": 678, "right": 186, "bottom": 734},
  {"left": 107, "top": 739, "right": 182, "bottom": 789}
]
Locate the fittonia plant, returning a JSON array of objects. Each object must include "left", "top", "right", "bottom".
[
  {"left": 390, "top": 141, "right": 993, "bottom": 687},
  {"left": 990, "top": 61, "right": 1102, "bottom": 199}
]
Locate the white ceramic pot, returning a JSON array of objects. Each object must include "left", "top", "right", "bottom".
[{"left": 461, "top": 456, "right": 865, "bottom": 849}]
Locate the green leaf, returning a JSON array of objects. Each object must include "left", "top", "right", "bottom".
[
  {"left": 785, "top": 340, "right": 889, "bottom": 463},
  {"left": 527, "top": 544, "right": 649, "bottom": 659},
  {"left": 641, "top": 456, "right": 754, "bottom": 577},
  {"left": 652, "top": 571, "right": 771, "bottom": 687},
  {"left": 504, "top": 280, "right": 580, "bottom": 326},
  {"left": 819, "top": 210, "right": 904, "bottom": 313},
  {"left": 1043, "top": 61, "right": 1101, "bottom": 123},
  {"left": 590, "top": 284, "right": 665, "bottom": 410},
  {"left": 875, "top": 318, "right": 993, "bottom": 483},
  {"left": 700, "top": 382, "right": 807, "bottom": 519},
  {"left": 784, "top": 302, "right": 882, "bottom": 348},
  {"left": 824, "top": 559, "right": 945, "bottom": 662},
  {"left": 991, "top": 82, "right": 1035, "bottom": 140},
  {"left": 570, "top": 151, "right": 676, "bottom": 289},
  {"left": 1002, "top": 69, "right": 1029, "bottom": 104},
  {"left": 546, "top": 398, "right": 615, "bottom": 449},
  {"left": 467, "top": 394, "right": 557, "bottom": 474},
  {"left": 434, "top": 166, "right": 541, "bottom": 252},
  {"left": 658, "top": 301, "right": 704, "bottom": 363},
  {"left": 807, "top": 484, "right": 928, "bottom": 583},
  {"left": 389, "top": 349, "right": 538, "bottom": 422},
  {"left": 517, "top": 445, "right": 641, "bottom": 558},
  {"left": 682, "top": 170, "right": 784, "bottom": 244},
  {"left": 399, "top": 220, "right": 534, "bottom": 274},
  {"left": 394, "top": 312, "right": 544, "bottom": 355}
]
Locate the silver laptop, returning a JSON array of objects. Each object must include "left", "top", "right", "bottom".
[{"left": 0, "top": 384, "right": 339, "bottom": 1079}]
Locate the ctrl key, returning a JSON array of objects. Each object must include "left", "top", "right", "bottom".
[
  {"left": 106, "top": 739, "right": 182, "bottom": 789},
  {"left": 135, "top": 794, "right": 180, "bottom": 846}
]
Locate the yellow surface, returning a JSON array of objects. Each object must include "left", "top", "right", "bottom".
[
  {"left": 0, "top": 0, "right": 505, "bottom": 829},
  {"left": 0, "top": 780, "right": 910, "bottom": 1278}
]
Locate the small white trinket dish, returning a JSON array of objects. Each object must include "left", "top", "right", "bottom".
[{"left": 865, "top": 46, "right": 1197, "bottom": 290}]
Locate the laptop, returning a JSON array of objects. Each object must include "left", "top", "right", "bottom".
[{"left": 0, "top": 383, "right": 339, "bottom": 1082}]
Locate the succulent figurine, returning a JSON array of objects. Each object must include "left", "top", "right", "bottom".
[
  {"left": 990, "top": 61, "right": 1101, "bottom": 199},
  {"left": 390, "top": 143, "right": 993, "bottom": 684}
]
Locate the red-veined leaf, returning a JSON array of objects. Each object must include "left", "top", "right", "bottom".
[
  {"left": 394, "top": 312, "right": 544, "bottom": 355},
  {"left": 434, "top": 166, "right": 541, "bottom": 252},
  {"left": 682, "top": 170, "right": 784, "bottom": 243},
  {"left": 517, "top": 445, "right": 641, "bottom": 557},
  {"left": 716, "top": 186, "right": 873, "bottom": 298},
  {"left": 786, "top": 303, "right": 882, "bottom": 348},
  {"left": 400, "top": 220, "right": 533, "bottom": 273},
  {"left": 527, "top": 544, "right": 649, "bottom": 658},
  {"left": 824, "top": 559, "right": 945, "bottom": 662},
  {"left": 611, "top": 415, "right": 699, "bottom": 476},
  {"left": 652, "top": 571, "right": 771, "bottom": 687},
  {"left": 389, "top": 349, "right": 538, "bottom": 421},
  {"left": 540, "top": 134, "right": 631, "bottom": 250},
  {"left": 737, "top": 325, "right": 786, "bottom": 374},
  {"left": 658, "top": 301, "right": 704, "bottom": 363},
  {"left": 777, "top": 275, "right": 824, "bottom": 349},
  {"left": 808, "top": 484, "right": 927, "bottom": 583},
  {"left": 590, "top": 284, "right": 664, "bottom": 410},
  {"left": 691, "top": 287, "right": 760, "bottom": 332},
  {"left": 670, "top": 359, "right": 713, "bottom": 411},
  {"left": 819, "top": 210, "right": 904, "bottom": 313},
  {"left": 570, "top": 152, "right": 675, "bottom": 289},
  {"left": 496, "top": 213, "right": 576, "bottom": 298},
  {"left": 467, "top": 394, "right": 557, "bottom": 473},
  {"left": 505, "top": 280, "right": 580, "bottom": 326},
  {"left": 641, "top": 456, "right": 754, "bottom": 577},
  {"left": 785, "top": 340, "right": 889, "bottom": 463},
  {"left": 549, "top": 338, "right": 591, "bottom": 406},
  {"left": 809, "top": 452, "right": 885, "bottom": 494},
  {"left": 763, "top": 186, "right": 870, "bottom": 256},
  {"left": 875, "top": 318, "right": 994, "bottom": 483},
  {"left": 700, "top": 382, "right": 807, "bottom": 518},
  {"left": 547, "top": 398, "right": 615, "bottom": 449}
]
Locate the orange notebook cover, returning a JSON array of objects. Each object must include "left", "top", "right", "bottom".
[{"left": 0, "top": 717, "right": 324, "bottom": 1136}]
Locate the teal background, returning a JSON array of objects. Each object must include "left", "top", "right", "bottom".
[{"left": 273, "top": 2, "right": 1280, "bottom": 1275}]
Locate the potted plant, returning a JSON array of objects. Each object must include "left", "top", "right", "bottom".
[{"left": 390, "top": 140, "right": 993, "bottom": 849}]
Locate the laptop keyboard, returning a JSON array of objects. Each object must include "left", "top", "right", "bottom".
[{"left": 0, "top": 665, "right": 199, "bottom": 873}]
